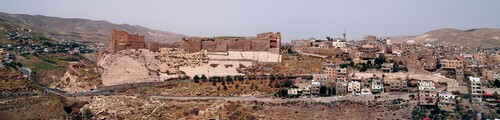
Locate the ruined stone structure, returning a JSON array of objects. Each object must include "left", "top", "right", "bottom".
[
  {"left": 180, "top": 32, "right": 281, "bottom": 54},
  {"left": 108, "top": 29, "right": 146, "bottom": 54}
]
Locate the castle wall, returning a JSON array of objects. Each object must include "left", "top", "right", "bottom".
[
  {"left": 108, "top": 29, "right": 146, "bottom": 54},
  {"left": 180, "top": 37, "right": 202, "bottom": 53},
  {"left": 251, "top": 39, "right": 270, "bottom": 51},
  {"left": 179, "top": 32, "right": 281, "bottom": 54},
  {"left": 227, "top": 39, "right": 252, "bottom": 51}
]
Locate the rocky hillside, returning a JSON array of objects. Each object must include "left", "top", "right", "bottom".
[
  {"left": 407, "top": 28, "right": 500, "bottom": 48},
  {"left": 0, "top": 12, "right": 185, "bottom": 43}
]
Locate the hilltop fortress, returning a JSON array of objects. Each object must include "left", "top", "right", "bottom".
[
  {"left": 104, "top": 29, "right": 282, "bottom": 55},
  {"left": 97, "top": 29, "right": 282, "bottom": 86},
  {"left": 180, "top": 32, "right": 281, "bottom": 54}
]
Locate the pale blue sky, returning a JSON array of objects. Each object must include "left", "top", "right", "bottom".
[{"left": 1, "top": 0, "right": 499, "bottom": 42}]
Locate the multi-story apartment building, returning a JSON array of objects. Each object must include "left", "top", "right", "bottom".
[
  {"left": 336, "top": 67, "right": 349, "bottom": 83},
  {"left": 469, "top": 76, "right": 483, "bottom": 102},
  {"left": 313, "top": 74, "right": 328, "bottom": 85},
  {"left": 385, "top": 77, "right": 408, "bottom": 92},
  {"left": 418, "top": 80, "right": 437, "bottom": 106},
  {"left": 331, "top": 39, "right": 347, "bottom": 49},
  {"left": 347, "top": 80, "right": 361, "bottom": 95},
  {"left": 371, "top": 79, "right": 384, "bottom": 94},
  {"left": 336, "top": 82, "right": 348, "bottom": 96},
  {"left": 322, "top": 63, "right": 337, "bottom": 81},
  {"left": 438, "top": 91, "right": 457, "bottom": 111},
  {"left": 360, "top": 44, "right": 377, "bottom": 60},
  {"left": 381, "top": 63, "right": 393, "bottom": 73},
  {"left": 441, "top": 59, "right": 463, "bottom": 69}
]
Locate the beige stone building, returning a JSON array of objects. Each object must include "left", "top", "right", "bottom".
[
  {"left": 441, "top": 59, "right": 463, "bottom": 69},
  {"left": 385, "top": 77, "right": 408, "bottom": 92},
  {"left": 322, "top": 63, "right": 337, "bottom": 82}
]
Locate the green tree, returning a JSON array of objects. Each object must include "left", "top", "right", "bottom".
[
  {"left": 193, "top": 75, "right": 200, "bottom": 83},
  {"left": 494, "top": 79, "right": 500, "bottom": 88},
  {"left": 201, "top": 74, "right": 207, "bottom": 81},
  {"left": 359, "top": 63, "right": 368, "bottom": 72},
  {"left": 374, "top": 55, "right": 385, "bottom": 65},
  {"left": 270, "top": 75, "right": 276, "bottom": 81},
  {"left": 226, "top": 75, "right": 233, "bottom": 83},
  {"left": 283, "top": 79, "right": 293, "bottom": 88},
  {"left": 277, "top": 89, "right": 288, "bottom": 97},
  {"left": 327, "top": 87, "right": 336, "bottom": 96},
  {"left": 349, "top": 61, "right": 355, "bottom": 67},
  {"left": 212, "top": 80, "right": 217, "bottom": 86},
  {"left": 339, "top": 64, "right": 348, "bottom": 68},
  {"left": 237, "top": 75, "right": 245, "bottom": 81},
  {"left": 367, "top": 61, "right": 373, "bottom": 68},
  {"left": 319, "top": 86, "right": 327, "bottom": 96},
  {"left": 411, "top": 106, "right": 427, "bottom": 120}
]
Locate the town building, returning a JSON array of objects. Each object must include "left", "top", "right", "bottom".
[
  {"left": 381, "top": 63, "right": 393, "bottom": 73},
  {"left": 322, "top": 63, "right": 337, "bottom": 81},
  {"left": 468, "top": 76, "right": 483, "bottom": 102},
  {"left": 288, "top": 88, "right": 300, "bottom": 96},
  {"left": 313, "top": 74, "right": 328, "bottom": 85},
  {"left": 360, "top": 44, "right": 377, "bottom": 60},
  {"left": 438, "top": 91, "right": 457, "bottom": 111},
  {"left": 418, "top": 80, "right": 437, "bottom": 106},
  {"left": 441, "top": 59, "right": 463, "bottom": 69},
  {"left": 385, "top": 77, "right": 408, "bottom": 92},
  {"left": 336, "top": 67, "right": 349, "bottom": 83},
  {"left": 347, "top": 80, "right": 361, "bottom": 95},
  {"left": 331, "top": 39, "right": 347, "bottom": 49},
  {"left": 371, "top": 79, "right": 384, "bottom": 94},
  {"left": 336, "top": 82, "right": 348, "bottom": 96}
]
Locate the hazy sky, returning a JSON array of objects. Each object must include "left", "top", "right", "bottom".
[{"left": 1, "top": 0, "right": 500, "bottom": 42}]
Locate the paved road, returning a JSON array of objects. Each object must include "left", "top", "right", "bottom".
[{"left": 150, "top": 93, "right": 413, "bottom": 103}]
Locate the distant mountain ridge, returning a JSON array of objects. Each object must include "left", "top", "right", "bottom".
[
  {"left": 401, "top": 28, "right": 500, "bottom": 48},
  {"left": 0, "top": 12, "right": 186, "bottom": 43}
]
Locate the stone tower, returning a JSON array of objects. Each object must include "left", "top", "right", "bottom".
[{"left": 108, "top": 29, "right": 146, "bottom": 54}]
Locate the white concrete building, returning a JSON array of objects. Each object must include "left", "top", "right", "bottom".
[
  {"left": 371, "top": 79, "right": 383, "bottom": 93},
  {"left": 312, "top": 80, "right": 321, "bottom": 87},
  {"left": 348, "top": 81, "right": 361, "bottom": 95},
  {"left": 418, "top": 80, "right": 436, "bottom": 91},
  {"left": 331, "top": 39, "right": 347, "bottom": 49},
  {"left": 288, "top": 88, "right": 300, "bottom": 95}
]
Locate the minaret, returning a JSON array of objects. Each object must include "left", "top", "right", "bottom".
[{"left": 343, "top": 29, "right": 347, "bottom": 39}]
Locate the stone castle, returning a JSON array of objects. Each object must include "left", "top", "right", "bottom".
[
  {"left": 107, "top": 29, "right": 146, "bottom": 54},
  {"left": 179, "top": 32, "right": 281, "bottom": 54},
  {"left": 104, "top": 29, "right": 281, "bottom": 55}
]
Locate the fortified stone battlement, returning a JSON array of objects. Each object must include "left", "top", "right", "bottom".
[
  {"left": 180, "top": 32, "right": 281, "bottom": 54},
  {"left": 108, "top": 29, "right": 146, "bottom": 54}
]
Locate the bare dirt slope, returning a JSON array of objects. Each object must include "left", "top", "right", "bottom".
[
  {"left": 0, "top": 12, "right": 186, "bottom": 43},
  {"left": 408, "top": 28, "right": 500, "bottom": 48}
]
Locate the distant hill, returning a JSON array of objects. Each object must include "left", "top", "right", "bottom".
[
  {"left": 406, "top": 28, "right": 500, "bottom": 48},
  {"left": 0, "top": 12, "right": 186, "bottom": 43},
  {"left": 382, "top": 35, "right": 416, "bottom": 43}
]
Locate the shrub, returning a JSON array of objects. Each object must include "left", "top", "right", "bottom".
[{"left": 193, "top": 75, "right": 200, "bottom": 83}]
